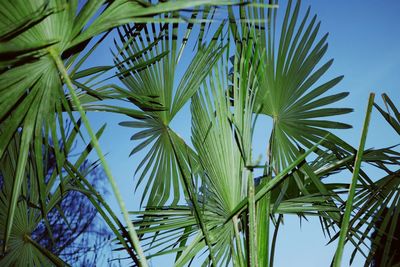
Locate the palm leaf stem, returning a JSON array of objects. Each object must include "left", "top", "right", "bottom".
[
  {"left": 64, "top": 161, "right": 139, "bottom": 264},
  {"left": 269, "top": 214, "right": 282, "bottom": 267},
  {"left": 257, "top": 178, "right": 271, "bottom": 267},
  {"left": 247, "top": 169, "right": 258, "bottom": 267},
  {"left": 47, "top": 48, "right": 148, "bottom": 267},
  {"left": 333, "top": 93, "right": 375, "bottom": 267}
]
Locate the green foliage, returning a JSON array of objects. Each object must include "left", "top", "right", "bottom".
[
  {"left": 0, "top": 123, "right": 108, "bottom": 266},
  {"left": 1, "top": 0, "right": 399, "bottom": 266},
  {"left": 115, "top": 9, "right": 227, "bottom": 208}
]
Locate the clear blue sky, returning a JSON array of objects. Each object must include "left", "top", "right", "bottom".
[{"left": 81, "top": 1, "right": 400, "bottom": 266}]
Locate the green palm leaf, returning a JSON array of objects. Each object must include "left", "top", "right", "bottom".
[
  {"left": 229, "top": 0, "right": 352, "bottom": 171},
  {"left": 115, "top": 9, "right": 226, "bottom": 207}
]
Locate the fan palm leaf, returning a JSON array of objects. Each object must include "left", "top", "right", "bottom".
[
  {"left": 228, "top": 0, "right": 352, "bottom": 171},
  {"left": 115, "top": 9, "right": 226, "bottom": 208}
]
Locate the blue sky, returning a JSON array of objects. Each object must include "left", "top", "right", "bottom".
[{"left": 81, "top": 1, "right": 400, "bottom": 266}]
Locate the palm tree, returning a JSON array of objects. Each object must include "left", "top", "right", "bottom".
[
  {"left": 116, "top": 1, "right": 400, "bottom": 266},
  {"left": 0, "top": 1, "right": 237, "bottom": 266},
  {"left": 1, "top": 0, "right": 400, "bottom": 266},
  {"left": 116, "top": 1, "right": 346, "bottom": 266}
]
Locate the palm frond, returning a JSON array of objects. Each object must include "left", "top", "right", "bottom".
[
  {"left": 115, "top": 8, "right": 226, "bottom": 208},
  {"left": 229, "top": 0, "right": 352, "bottom": 171}
]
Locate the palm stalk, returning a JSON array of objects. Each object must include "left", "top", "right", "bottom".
[
  {"left": 256, "top": 177, "right": 271, "bottom": 267},
  {"left": 47, "top": 48, "right": 148, "bottom": 267},
  {"left": 64, "top": 161, "right": 139, "bottom": 263},
  {"left": 247, "top": 170, "right": 258, "bottom": 267},
  {"left": 333, "top": 93, "right": 375, "bottom": 266}
]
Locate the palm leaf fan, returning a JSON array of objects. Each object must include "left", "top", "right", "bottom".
[
  {"left": 229, "top": 0, "right": 352, "bottom": 172},
  {"left": 115, "top": 7, "right": 226, "bottom": 208}
]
